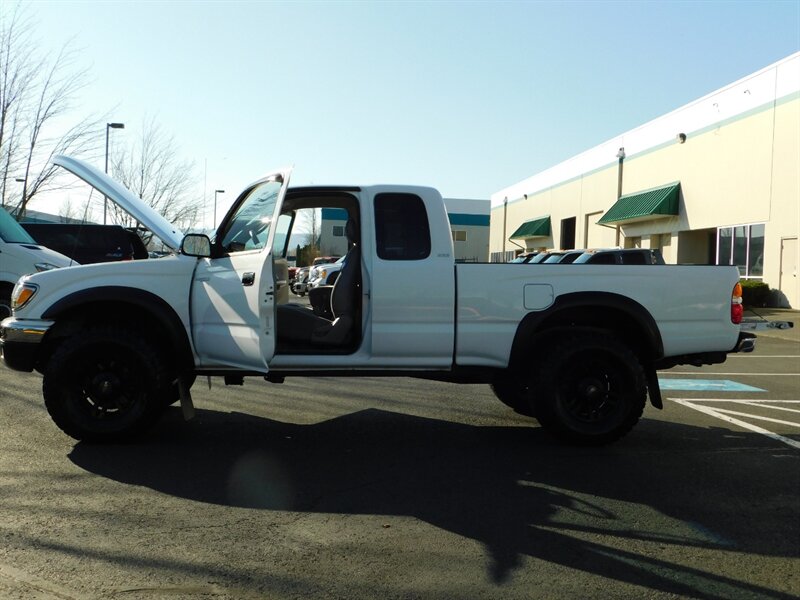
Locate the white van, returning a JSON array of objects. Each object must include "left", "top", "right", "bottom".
[{"left": 0, "top": 208, "right": 77, "bottom": 319}]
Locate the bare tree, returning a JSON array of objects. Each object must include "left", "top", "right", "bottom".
[
  {"left": 0, "top": 2, "right": 102, "bottom": 219},
  {"left": 309, "top": 206, "right": 320, "bottom": 249},
  {"left": 58, "top": 197, "right": 80, "bottom": 223},
  {"left": 0, "top": 3, "right": 34, "bottom": 208},
  {"left": 108, "top": 117, "right": 200, "bottom": 244}
]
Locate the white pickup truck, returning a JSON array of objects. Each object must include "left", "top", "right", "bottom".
[{"left": 1, "top": 156, "right": 757, "bottom": 445}]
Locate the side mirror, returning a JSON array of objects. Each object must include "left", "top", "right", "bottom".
[{"left": 181, "top": 233, "right": 212, "bottom": 258}]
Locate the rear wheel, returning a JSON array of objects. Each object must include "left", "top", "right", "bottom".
[
  {"left": 43, "top": 326, "right": 166, "bottom": 442},
  {"left": 534, "top": 334, "right": 646, "bottom": 445}
]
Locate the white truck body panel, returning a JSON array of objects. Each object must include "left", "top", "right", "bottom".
[{"left": 454, "top": 264, "right": 741, "bottom": 367}]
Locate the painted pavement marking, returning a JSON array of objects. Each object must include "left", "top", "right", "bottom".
[
  {"left": 670, "top": 398, "right": 800, "bottom": 450},
  {"left": 666, "top": 372, "right": 800, "bottom": 377},
  {"left": 657, "top": 379, "right": 765, "bottom": 392},
  {"left": 727, "top": 355, "right": 800, "bottom": 358}
]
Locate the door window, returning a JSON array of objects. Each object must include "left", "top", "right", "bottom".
[{"left": 218, "top": 178, "right": 283, "bottom": 253}]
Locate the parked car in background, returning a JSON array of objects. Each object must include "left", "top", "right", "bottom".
[
  {"left": 509, "top": 252, "right": 538, "bottom": 263},
  {"left": 292, "top": 267, "right": 310, "bottom": 296},
  {"left": 288, "top": 266, "right": 299, "bottom": 287},
  {"left": 308, "top": 256, "right": 346, "bottom": 289},
  {"left": 574, "top": 248, "right": 665, "bottom": 265},
  {"left": 0, "top": 209, "right": 76, "bottom": 320},
  {"left": 542, "top": 250, "right": 585, "bottom": 264},
  {"left": 20, "top": 223, "right": 148, "bottom": 265}
]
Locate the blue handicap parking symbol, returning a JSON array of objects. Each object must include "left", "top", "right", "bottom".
[{"left": 657, "top": 378, "right": 765, "bottom": 392}]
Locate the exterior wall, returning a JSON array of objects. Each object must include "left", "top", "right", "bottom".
[
  {"left": 444, "top": 198, "right": 490, "bottom": 262},
  {"left": 318, "top": 208, "right": 349, "bottom": 256},
  {"left": 490, "top": 52, "right": 800, "bottom": 307}
]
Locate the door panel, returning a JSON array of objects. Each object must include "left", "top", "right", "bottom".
[
  {"left": 368, "top": 190, "right": 455, "bottom": 366},
  {"left": 780, "top": 237, "right": 798, "bottom": 308},
  {"left": 190, "top": 170, "right": 291, "bottom": 371},
  {"left": 192, "top": 250, "right": 275, "bottom": 371}
]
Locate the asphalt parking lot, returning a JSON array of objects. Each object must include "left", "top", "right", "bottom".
[
  {"left": 658, "top": 310, "right": 799, "bottom": 452},
  {"left": 0, "top": 316, "right": 797, "bottom": 599}
]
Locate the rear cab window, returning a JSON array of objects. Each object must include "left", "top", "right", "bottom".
[{"left": 374, "top": 193, "right": 431, "bottom": 260}]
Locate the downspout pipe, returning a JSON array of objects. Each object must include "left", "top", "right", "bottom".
[
  {"left": 502, "top": 196, "right": 508, "bottom": 261},
  {"left": 615, "top": 147, "right": 625, "bottom": 246}
]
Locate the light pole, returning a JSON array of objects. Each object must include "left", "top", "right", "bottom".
[
  {"left": 104, "top": 122, "right": 125, "bottom": 224},
  {"left": 214, "top": 189, "right": 225, "bottom": 228}
]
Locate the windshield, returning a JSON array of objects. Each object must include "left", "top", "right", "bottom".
[
  {"left": 217, "top": 178, "right": 282, "bottom": 253},
  {"left": 0, "top": 208, "right": 37, "bottom": 244}
]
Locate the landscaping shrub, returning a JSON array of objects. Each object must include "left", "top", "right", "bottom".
[{"left": 740, "top": 279, "right": 770, "bottom": 307}]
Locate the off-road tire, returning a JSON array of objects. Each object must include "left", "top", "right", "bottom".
[
  {"left": 0, "top": 286, "right": 12, "bottom": 320},
  {"left": 535, "top": 334, "right": 646, "bottom": 445},
  {"left": 43, "top": 326, "right": 167, "bottom": 442}
]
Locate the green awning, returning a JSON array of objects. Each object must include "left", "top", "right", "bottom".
[
  {"left": 509, "top": 216, "right": 550, "bottom": 239},
  {"left": 597, "top": 182, "right": 680, "bottom": 225}
]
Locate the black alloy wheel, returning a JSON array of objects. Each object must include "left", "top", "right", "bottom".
[
  {"left": 43, "top": 327, "right": 166, "bottom": 442},
  {"left": 535, "top": 334, "right": 646, "bottom": 445}
]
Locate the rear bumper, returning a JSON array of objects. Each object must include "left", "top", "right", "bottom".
[{"left": 0, "top": 317, "right": 53, "bottom": 372}]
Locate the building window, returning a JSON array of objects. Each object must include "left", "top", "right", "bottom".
[
  {"left": 332, "top": 225, "right": 344, "bottom": 237},
  {"left": 717, "top": 223, "right": 764, "bottom": 278},
  {"left": 452, "top": 230, "right": 467, "bottom": 242}
]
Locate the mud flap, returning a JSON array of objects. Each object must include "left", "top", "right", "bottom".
[
  {"left": 645, "top": 367, "right": 663, "bottom": 410},
  {"left": 178, "top": 377, "right": 195, "bottom": 420}
]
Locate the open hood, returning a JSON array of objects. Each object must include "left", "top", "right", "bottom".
[{"left": 53, "top": 155, "right": 184, "bottom": 250}]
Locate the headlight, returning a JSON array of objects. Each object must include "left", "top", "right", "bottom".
[
  {"left": 34, "top": 262, "right": 59, "bottom": 272},
  {"left": 12, "top": 282, "right": 38, "bottom": 311}
]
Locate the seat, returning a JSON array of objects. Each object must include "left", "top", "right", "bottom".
[{"left": 277, "top": 218, "right": 360, "bottom": 348}]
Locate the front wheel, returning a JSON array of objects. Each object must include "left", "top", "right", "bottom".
[
  {"left": 534, "top": 334, "right": 647, "bottom": 445},
  {"left": 43, "top": 327, "right": 167, "bottom": 442}
]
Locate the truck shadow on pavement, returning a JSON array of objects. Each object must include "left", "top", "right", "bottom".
[{"left": 68, "top": 407, "right": 797, "bottom": 599}]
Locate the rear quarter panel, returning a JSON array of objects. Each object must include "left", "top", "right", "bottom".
[{"left": 455, "top": 264, "right": 741, "bottom": 367}]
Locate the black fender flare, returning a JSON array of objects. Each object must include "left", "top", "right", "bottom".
[
  {"left": 41, "top": 286, "right": 194, "bottom": 371},
  {"left": 509, "top": 291, "right": 664, "bottom": 408}
]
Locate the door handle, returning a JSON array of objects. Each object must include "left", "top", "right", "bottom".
[{"left": 242, "top": 272, "right": 255, "bottom": 286}]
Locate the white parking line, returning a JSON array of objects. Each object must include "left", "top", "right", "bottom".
[
  {"left": 670, "top": 398, "right": 800, "bottom": 450},
  {"left": 666, "top": 372, "right": 800, "bottom": 376},
  {"left": 737, "top": 400, "right": 800, "bottom": 414},
  {"left": 675, "top": 399, "right": 800, "bottom": 402},
  {"left": 727, "top": 355, "right": 800, "bottom": 358}
]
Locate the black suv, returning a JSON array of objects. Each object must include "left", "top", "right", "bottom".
[{"left": 20, "top": 223, "right": 149, "bottom": 265}]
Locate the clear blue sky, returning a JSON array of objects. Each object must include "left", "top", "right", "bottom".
[{"left": 23, "top": 0, "right": 800, "bottom": 226}]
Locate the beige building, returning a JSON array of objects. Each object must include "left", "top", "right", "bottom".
[{"left": 491, "top": 52, "right": 799, "bottom": 308}]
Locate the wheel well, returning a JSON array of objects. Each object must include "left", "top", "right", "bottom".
[
  {"left": 38, "top": 300, "right": 193, "bottom": 374},
  {"left": 0, "top": 281, "right": 13, "bottom": 297},
  {"left": 509, "top": 298, "right": 663, "bottom": 370}
]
